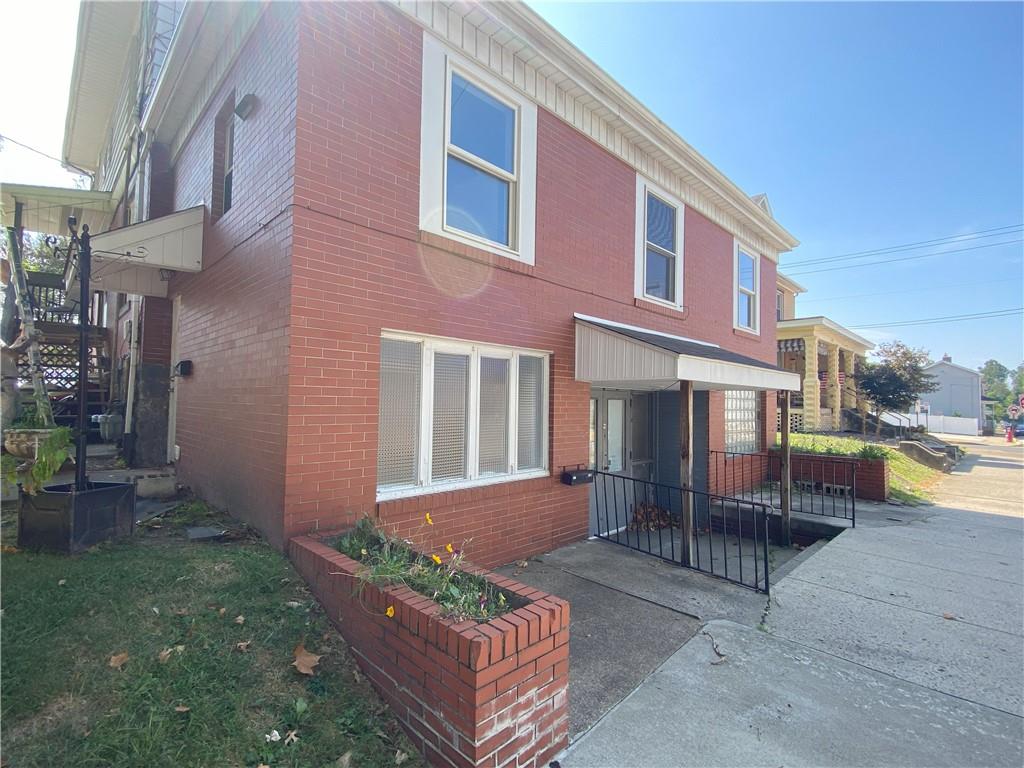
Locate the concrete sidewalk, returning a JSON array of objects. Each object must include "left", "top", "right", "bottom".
[{"left": 563, "top": 441, "right": 1024, "bottom": 767}]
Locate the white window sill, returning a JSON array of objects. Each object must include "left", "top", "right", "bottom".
[
  {"left": 425, "top": 223, "right": 534, "bottom": 266},
  {"left": 376, "top": 468, "right": 550, "bottom": 503},
  {"left": 733, "top": 324, "right": 761, "bottom": 337},
  {"left": 639, "top": 294, "right": 685, "bottom": 312}
]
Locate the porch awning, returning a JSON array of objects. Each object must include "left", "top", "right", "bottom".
[
  {"left": 65, "top": 205, "right": 205, "bottom": 298},
  {"left": 575, "top": 314, "right": 801, "bottom": 391},
  {"left": 1, "top": 183, "right": 114, "bottom": 235}
]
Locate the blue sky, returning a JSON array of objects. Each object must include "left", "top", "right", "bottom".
[{"left": 530, "top": 0, "right": 1024, "bottom": 372}]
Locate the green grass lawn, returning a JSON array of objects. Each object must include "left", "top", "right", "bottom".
[
  {"left": 0, "top": 501, "right": 423, "bottom": 768},
  {"left": 778, "top": 433, "right": 944, "bottom": 503}
]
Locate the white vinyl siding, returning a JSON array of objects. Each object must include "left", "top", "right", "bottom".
[
  {"left": 724, "top": 390, "right": 759, "bottom": 454},
  {"left": 376, "top": 333, "right": 549, "bottom": 500}
]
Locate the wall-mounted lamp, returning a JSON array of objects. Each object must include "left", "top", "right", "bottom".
[
  {"left": 234, "top": 93, "right": 258, "bottom": 121},
  {"left": 159, "top": 268, "right": 174, "bottom": 281}
]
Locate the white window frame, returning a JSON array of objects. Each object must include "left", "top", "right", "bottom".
[
  {"left": 419, "top": 33, "right": 537, "bottom": 265},
  {"left": 776, "top": 289, "right": 784, "bottom": 321},
  {"left": 733, "top": 240, "right": 761, "bottom": 334},
  {"left": 377, "top": 331, "right": 550, "bottom": 501},
  {"left": 634, "top": 175, "right": 684, "bottom": 310}
]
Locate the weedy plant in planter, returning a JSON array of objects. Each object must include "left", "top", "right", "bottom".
[{"left": 336, "top": 517, "right": 518, "bottom": 621}]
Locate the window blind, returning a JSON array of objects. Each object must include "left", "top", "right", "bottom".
[
  {"left": 517, "top": 355, "right": 544, "bottom": 470},
  {"left": 432, "top": 352, "right": 470, "bottom": 482},
  {"left": 377, "top": 339, "right": 421, "bottom": 487},
  {"left": 478, "top": 357, "right": 510, "bottom": 475}
]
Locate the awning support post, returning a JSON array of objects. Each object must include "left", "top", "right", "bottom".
[
  {"left": 679, "top": 380, "right": 695, "bottom": 567},
  {"left": 71, "top": 221, "right": 91, "bottom": 491},
  {"left": 780, "top": 390, "right": 792, "bottom": 546}
]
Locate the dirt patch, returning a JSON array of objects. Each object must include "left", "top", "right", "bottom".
[{"left": 4, "top": 693, "right": 90, "bottom": 746}]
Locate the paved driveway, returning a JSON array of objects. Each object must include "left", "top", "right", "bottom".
[{"left": 563, "top": 441, "right": 1024, "bottom": 767}]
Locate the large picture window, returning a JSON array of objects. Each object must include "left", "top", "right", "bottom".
[
  {"left": 376, "top": 333, "right": 549, "bottom": 499},
  {"left": 724, "top": 390, "right": 760, "bottom": 454}
]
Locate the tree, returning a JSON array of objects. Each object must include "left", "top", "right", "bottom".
[
  {"left": 0, "top": 232, "right": 69, "bottom": 274},
  {"left": 857, "top": 341, "right": 939, "bottom": 433},
  {"left": 979, "top": 359, "right": 1010, "bottom": 403}
]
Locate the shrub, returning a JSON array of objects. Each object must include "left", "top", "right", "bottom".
[{"left": 336, "top": 517, "right": 516, "bottom": 622}]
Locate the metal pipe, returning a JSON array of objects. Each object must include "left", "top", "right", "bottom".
[{"left": 75, "top": 225, "right": 91, "bottom": 490}]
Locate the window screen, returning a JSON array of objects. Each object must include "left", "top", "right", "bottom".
[
  {"left": 517, "top": 356, "right": 545, "bottom": 470},
  {"left": 724, "top": 390, "right": 759, "bottom": 454},
  {"left": 431, "top": 353, "right": 470, "bottom": 482},
  {"left": 377, "top": 339, "right": 421, "bottom": 487},
  {"left": 478, "top": 357, "right": 510, "bottom": 475}
]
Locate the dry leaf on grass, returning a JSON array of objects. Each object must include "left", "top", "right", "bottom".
[
  {"left": 515, "top": 560, "right": 529, "bottom": 568},
  {"left": 284, "top": 729, "right": 299, "bottom": 746},
  {"left": 58, "top": 579, "right": 67, "bottom": 586},
  {"left": 174, "top": 644, "right": 185, "bottom": 653},
  {"left": 395, "top": 749, "right": 409, "bottom": 765},
  {"left": 1, "top": 545, "right": 20, "bottom": 554},
  {"left": 336, "top": 752, "right": 353, "bottom": 768},
  {"left": 218, "top": 607, "right": 226, "bottom": 617},
  {"left": 291, "top": 643, "right": 322, "bottom": 676},
  {"left": 108, "top": 652, "right": 129, "bottom": 670},
  {"left": 236, "top": 640, "right": 252, "bottom": 653},
  {"left": 174, "top": 705, "right": 190, "bottom": 713},
  {"left": 234, "top": 615, "right": 245, "bottom": 625},
  {"left": 157, "top": 648, "right": 173, "bottom": 663}
]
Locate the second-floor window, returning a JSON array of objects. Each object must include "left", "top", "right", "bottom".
[
  {"left": 223, "top": 115, "right": 234, "bottom": 214},
  {"left": 734, "top": 242, "right": 760, "bottom": 332},
  {"left": 420, "top": 35, "right": 538, "bottom": 264},
  {"left": 634, "top": 177, "right": 684, "bottom": 310},
  {"left": 776, "top": 289, "right": 784, "bottom": 321}
]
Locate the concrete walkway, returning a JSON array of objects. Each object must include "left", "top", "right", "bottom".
[{"left": 563, "top": 440, "right": 1024, "bottom": 767}]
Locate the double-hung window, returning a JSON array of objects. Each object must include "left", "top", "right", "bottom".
[
  {"left": 776, "top": 289, "right": 784, "bottom": 321},
  {"left": 420, "top": 35, "right": 538, "bottom": 264},
  {"left": 376, "top": 333, "right": 549, "bottom": 499},
  {"left": 734, "top": 242, "right": 760, "bottom": 332},
  {"left": 635, "top": 177, "right": 684, "bottom": 308}
]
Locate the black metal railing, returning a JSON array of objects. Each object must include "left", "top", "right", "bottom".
[
  {"left": 708, "top": 450, "right": 856, "bottom": 525},
  {"left": 592, "top": 471, "right": 772, "bottom": 594}
]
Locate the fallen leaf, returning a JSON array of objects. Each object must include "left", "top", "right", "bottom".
[
  {"left": 173, "top": 608, "right": 189, "bottom": 616},
  {"left": 174, "top": 644, "right": 186, "bottom": 653},
  {"left": 157, "top": 648, "right": 173, "bottom": 663},
  {"left": 336, "top": 752, "right": 353, "bottom": 768},
  {"left": 292, "top": 643, "right": 322, "bottom": 676},
  {"left": 515, "top": 560, "right": 529, "bottom": 568},
  {"left": 236, "top": 640, "right": 252, "bottom": 653},
  {"left": 218, "top": 607, "right": 226, "bottom": 617},
  {"left": 174, "top": 705, "right": 190, "bottom": 713},
  {"left": 352, "top": 667, "right": 364, "bottom": 683},
  {"left": 395, "top": 749, "right": 409, "bottom": 765},
  {"left": 285, "top": 601, "right": 303, "bottom": 609},
  {"left": 108, "top": 652, "right": 129, "bottom": 670},
  {"left": 151, "top": 606, "right": 160, "bottom": 615},
  {"left": 284, "top": 729, "right": 299, "bottom": 746},
  {"left": 942, "top": 612, "right": 957, "bottom": 620},
  {"left": 1, "top": 545, "right": 20, "bottom": 554},
  {"left": 234, "top": 615, "right": 245, "bottom": 625},
  {"left": 57, "top": 579, "right": 67, "bottom": 586}
]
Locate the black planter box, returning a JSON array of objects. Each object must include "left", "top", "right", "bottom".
[{"left": 18, "top": 481, "right": 136, "bottom": 553}]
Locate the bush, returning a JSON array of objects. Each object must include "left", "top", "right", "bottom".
[{"left": 336, "top": 517, "right": 516, "bottom": 622}]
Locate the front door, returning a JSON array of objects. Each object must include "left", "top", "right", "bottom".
[{"left": 588, "top": 390, "right": 655, "bottom": 535}]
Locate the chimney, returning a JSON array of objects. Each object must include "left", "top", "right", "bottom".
[{"left": 942, "top": 353, "right": 952, "bottom": 363}]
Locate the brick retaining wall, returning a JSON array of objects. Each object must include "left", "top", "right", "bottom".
[{"left": 289, "top": 535, "right": 569, "bottom": 767}]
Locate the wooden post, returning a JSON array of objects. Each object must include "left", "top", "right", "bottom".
[
  {"left": 679, "top": 380, "right": 694, "bottom": 567},
  {"left": 780, "top": 390, "right": 792, "bottom": 546}
]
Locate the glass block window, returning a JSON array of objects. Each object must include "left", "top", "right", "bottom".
[
  {"left": 445, "top": 73, "right": 518, "bottom": 247},
  {"left": 376, "top": 334, "right": 548, "bottom": 499},
  {"left": 724, "top": 390, "right": 760, "bottom": 454},
  {"left": 377, "top": 339, "right": 422, "bottom": 488}
]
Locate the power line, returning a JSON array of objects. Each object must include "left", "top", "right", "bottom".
[
  {"left": 785, "top": 223, "right": 1023, "bottom": 266},
  {"left": 850, "top": 307, "right": 1023, "bottom": 329},
  {"left": 798, "top": 277, "right": 1009, "bottom": 304},
  {"left": 0, "top": 133, "right": 92, "bottom": 178},
  {"left": 786, "top": 238, "right": 1023, "bottom": 277}
]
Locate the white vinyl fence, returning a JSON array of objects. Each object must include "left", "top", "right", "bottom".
[{"left": 882, "top": 412, "right": 979, "bottom": 436}]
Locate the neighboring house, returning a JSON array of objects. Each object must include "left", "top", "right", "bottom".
[
  {"left": 3, "top": 1, "right": 801, "bottom": 562},
  {"left": 921, "top": 355, "right": 983, "bottom": 421},
  {"left": 775, "top": 273, "right": 873, "bottom": 432}
]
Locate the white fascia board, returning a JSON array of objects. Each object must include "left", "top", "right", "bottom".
[
  {"left": 676, "top": 355, "right": 801, "bottom": 392},
  {"left": 573, "top": 313, "right": 719, "bottom": 348}
]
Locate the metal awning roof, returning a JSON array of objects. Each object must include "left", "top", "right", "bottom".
[
  {"left": 1, "top": 183, "right": 114, "bottom": 235},
  {"left": 575, "top": 314, "right": 801, "bottom": 392},
  {"left": 65, "top": 205, "right": 205, "bottom": 298}
]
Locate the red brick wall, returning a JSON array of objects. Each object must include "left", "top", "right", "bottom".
[
  {"left": 165, "top": 5, "right": 299, "bottom": 547},
  {"left": 283, "top": 1, "right": 783, "bottom": 564},
  {"left": 290, "top": 536, "right": 569, "bottom": 768}
]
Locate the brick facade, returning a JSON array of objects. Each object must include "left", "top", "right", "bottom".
[{"left": 290, "top": 536, "right": 569, "bottom": 768}]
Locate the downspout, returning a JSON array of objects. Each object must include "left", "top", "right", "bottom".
[{"left": 123, "top": 297, "right": 142, "bottom": 461}]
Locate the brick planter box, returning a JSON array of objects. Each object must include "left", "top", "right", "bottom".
[
  {"left": 788, "top": 453, "right": 889, "bottom": 501},
  {"left": 289, "top": 536, "right": 569, "bottom": 768}
]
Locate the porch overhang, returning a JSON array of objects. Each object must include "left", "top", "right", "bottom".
[
  {"left": 575, "top": 314, "right": 801, "bottom": 392},
  {"left": 65, "top": 206, "right": 204, "bottom": 298},
  {"left": 1, "top": 183, "right": 115, "bottom": 235}
]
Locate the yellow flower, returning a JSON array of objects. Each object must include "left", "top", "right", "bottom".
[
  {"left": 431, "top": 554, "right": 442, "bottom": 565},
  {"left": 445, "top": 543, "right": 454, "bottom": 554},
  {"left": 425, "top": 513, "right": 434, "bottom": 526},
  {"left": 385, "top": 605, "right": 395, "bottom": 618}
]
